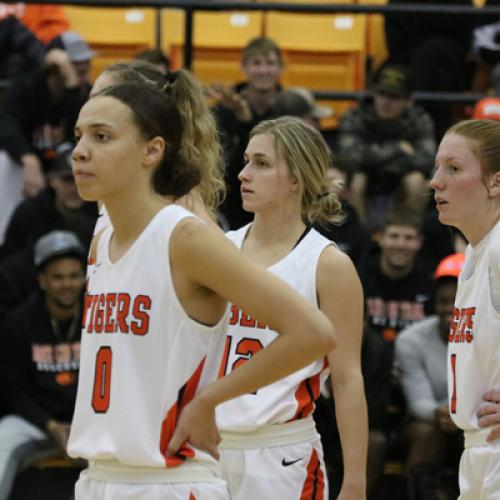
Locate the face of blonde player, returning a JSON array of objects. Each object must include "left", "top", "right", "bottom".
[
  {"left": 431, "top": 133, "right": 490, "bottom": 237},
  {"left": 239, "top": 133, "right": 299, "bottom": 215},
  {"left": 72, "top": 96, "right": 155, "bottom": 202}
]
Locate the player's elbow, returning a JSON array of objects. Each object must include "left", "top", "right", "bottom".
[{"left": 312, "top": 311, "right": 337, "bottom": 354}]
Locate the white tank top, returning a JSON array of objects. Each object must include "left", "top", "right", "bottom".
[
  {"left": 68, "top": 205, "right": 229, "bottom": 472},
  {"left": 216, "top": 225, "right": 332, "bottom": 432},
  {"left": 448, "top": 221, "right": 500, "bottom": 431}
]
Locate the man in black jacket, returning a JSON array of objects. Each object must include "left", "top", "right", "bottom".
[
  {"left": 0, "top": 230, "right": 85, "bottom": 500},
  {"left": 1, "top": 144, "right": 97, "bottom": 259},
  {"left": 0, "top": 32, "right": 93, "bottom": 198}
]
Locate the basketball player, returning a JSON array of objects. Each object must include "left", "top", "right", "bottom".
[
  {"left": 431, "top": 119, "right": 500, "bottom": 499},
  {"left": 66, "top": 82, "right": 337, "bottom": 499},
  {"left": 90, "top": 61, "right": 224, "bottom": 231},
  {"left": 216, "top": 117, "right": 367, "bottom": 499}
]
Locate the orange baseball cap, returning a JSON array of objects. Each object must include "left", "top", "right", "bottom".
[
  {"left": 473, "top": 97, "right": 500, "bottom": 121},
  {"left": 434, "top": 253, "right": 465, "bottom": 280}
]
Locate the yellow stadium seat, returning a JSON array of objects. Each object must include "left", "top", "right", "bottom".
[
  {"left": 162, "top": 9, "right": 264, "bottom": 85},
  {"left": 263, "top": 6, "right": 365, "bottom": 127},
  {"left": 63, "top": 6, "right": 157, "bottom": 80},
  {"left": 358, "top": 0, "right": 388, "bottom": 74}
]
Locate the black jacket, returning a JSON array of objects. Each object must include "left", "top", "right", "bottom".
[
  {"left": 1, "top": 187, "right": 97, "bottom": 258},
  {"left": 0, "top": 16, "right": 45, "bottom": 80},
  {"left": 0, "top": 292, "right": 80, "bottom": 430},
  {"left": 0, "top": 69, "right": 89, "bottom": 165}
]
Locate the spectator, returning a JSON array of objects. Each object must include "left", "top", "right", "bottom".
[
  {"left": 396, "top": 253, "right": 464, "bottom": 499},
  {"left": 385, "top": 0, "right": 475, "bottom": 138},
  {"left": 360, "top": 207, "right": 434, "bottom": 341},
  {"left": 1, "top": 144, "right": 97, "bottom": 259},
  {"left": 134, "top": 48, "right": 171, "bottom": 72},
  {"left": 358, "top": 207, "right": 435, "bottom": 495},
  {"left": 208, "top": 37, "right": 283, "bottom": 229},
  {"left": 270, "top": 86, "right": 333, "bottom": 129},
  {"left": 336, "top": 64, "right": 435, "bottom": 234},
  {"left": 0, "top": 230, "right": 85, "bottom": 500},
  {"left": 0, "top": 15, "right": 45, "bottom": 80},
  {"left": 0, "top": 31, "right": 93, "bottom": 198}
]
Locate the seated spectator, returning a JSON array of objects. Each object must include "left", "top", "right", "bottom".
[
  {"left": 385, "top": 0, "right": 474, "bottom": 138},
  {"left": 336, "top": 64, "right": 435, "bottom": 234},
  {"left": 134, "top": 48, "right": 171, "bottom": 72},
  {"left": 358, "top": 207, "right": 435, "bottom": 495},
  {"left": 396, "top": 253, "right": 464, "bottom": 499},
  {"left": 46, "top": 30, "right": 94, "bottom": 89},
  {"left": 473, "top": 96, "right": 500, "bottom": 120},
  {"left": 1, "top": 145, "right": 97, "bottom": 259},
  {"left": 0, "top": 230, "right": 85, "bottom": 500},
  {"left": 208, "top": 37, "right": 283, "bottom": 229},
  {"left": 0, "top": 31, "right": 93, "bottom": 198}
]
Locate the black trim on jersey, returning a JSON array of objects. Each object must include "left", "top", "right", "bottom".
[{"left": 292, "top": 225, "right": 312, "bottom": 250}]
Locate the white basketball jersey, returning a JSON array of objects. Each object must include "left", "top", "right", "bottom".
[
  {"left": 68, "top": 205, "right": 228, "bottom": 471},
  {"left": 448, "top": 222, "right": 500, "bottom": 431},
  {"left": 216, "top": 225, "right": 331, "bottom": 432}
]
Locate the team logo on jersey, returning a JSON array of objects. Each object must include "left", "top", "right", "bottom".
[
  {"left": 82, "top": 292, "right": 152, "bottom": 335},
  {"left": 449, "top": 307, "right": 476, "bottom": 344}
]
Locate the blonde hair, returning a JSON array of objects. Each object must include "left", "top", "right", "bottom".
[
  {"left": 250, "top": 116, "right": 343, "bottom": 226},
  {"left": 102, "top": 63, "right": 225, "bottom": 217}
]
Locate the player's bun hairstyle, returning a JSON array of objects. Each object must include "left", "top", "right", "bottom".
[
  {"left": 100, "top": 63, "right": 225, "bottom": 216},
  {"left": 445, "top": 119, "right": 500, "bottom": 178},
  {"left": 250, "top": 116, "right": 343, "bottom": 227},
  {"left": 99, "top": 81, "right": 201, "bottom": 198}
]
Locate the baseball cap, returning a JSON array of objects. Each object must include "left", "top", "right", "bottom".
[
  {"left": 472, "top": 97, "right": 500, "bottom": 121},
  {"left": 272, "top": 88, "right": 333, "bottom": 120},
  {"left": 373, "top": 65, "right": 412, "bottom": 98},
  {"left": 34, "top": 231, "right": 85, "bottom": 269},
  {"left": 49, "top": 143, "right": 73, "bottom": 178},
  {"left": 434, "top": 253, "right": 465, "bottom": 280},
  {"left": 48, "top": 31, "right": 96, "bottom": 63}
]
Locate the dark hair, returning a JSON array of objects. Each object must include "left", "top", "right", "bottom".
[
  {"left": 99, "top": 63, "right": 224, "bottom": 214},
  {"left": 382, "top": 206, "right": 423, "bottom": 234},
  {"left": 134, "top": 48, "right": 171, "bottom": 70},
  {"left": 98, "top": 83, "right": 200, "bottom": 197},
  {"left": 243, "top": 37, "right": 283, "bottom": 66}
]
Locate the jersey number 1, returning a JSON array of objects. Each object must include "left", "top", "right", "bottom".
[
  {"left": 450, "top": 353, "right": 457, "bottom": 414},
  {"left": 92, "top": 346, "right": 112, "bottom": 413}
]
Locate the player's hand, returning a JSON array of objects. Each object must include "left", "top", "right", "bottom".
[
  {"left": 21, "top": 153, "right": 45, "bottom": 197},
  {"left": 337, "top": 480, "right": 366, "bottom": 500},
  {"left": 168, "top": 392, "right": 221, "bottom": 460},
  {"left": 47, "top": 419, "right": 72, "bottom": 452},
  {"left": 477, "top": 389, "right": 500, "bottom": 442},
  {"left": 435, "top": 404, "right": 457, "bottom": 433}
]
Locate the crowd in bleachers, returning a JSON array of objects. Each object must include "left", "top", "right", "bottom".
[{"left": 1, "top": 1, "right": 500, "bottom": 499}]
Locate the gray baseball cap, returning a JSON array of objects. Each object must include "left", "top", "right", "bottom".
[
  {"left": 34, "top": 231, "right": 85, "bottom": 269},
  {"left": 48, "top": 31, "right": 96, "bottom": 63}
]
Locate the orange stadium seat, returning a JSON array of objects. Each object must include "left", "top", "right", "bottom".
[
  {"left": 63, "top": 6, "right": 157, "bottom": 80},
  {"left": 162, "top": 9, "right": 264, "bottom": 85}
]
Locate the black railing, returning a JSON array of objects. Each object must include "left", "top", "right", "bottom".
[{"left": 17, "top": 0, "right": 499, "bottom": 101}]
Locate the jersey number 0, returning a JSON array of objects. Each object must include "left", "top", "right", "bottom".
[{"left": 92, "top": 346, "right": 113, "bottom": 413}]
